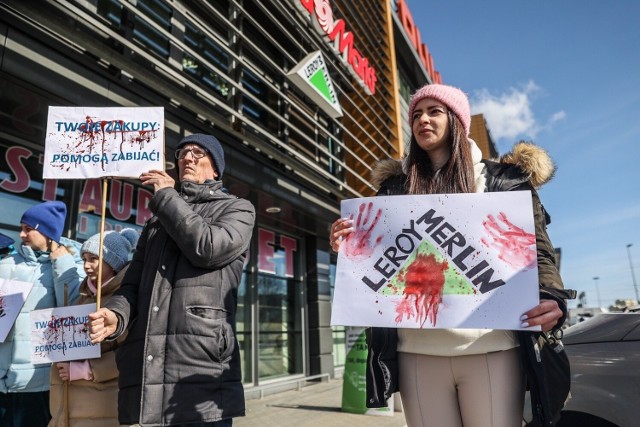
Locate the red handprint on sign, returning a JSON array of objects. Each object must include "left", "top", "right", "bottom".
[
  {"left": 481, "top": 212, "right": 536, "bottom": 269},
  {"left": 344, "top": 202, "right": 383, "bottom": 260}
]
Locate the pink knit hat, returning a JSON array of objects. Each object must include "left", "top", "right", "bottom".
[{"left": 408, "top": 84, "right": 471, "bottom": 136}]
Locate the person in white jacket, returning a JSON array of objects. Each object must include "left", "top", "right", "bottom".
[{"left": 0, "top": 201, "right": 84, "bottom": 427}]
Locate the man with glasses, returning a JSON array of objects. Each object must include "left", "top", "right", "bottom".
[{"left": 89, "top": 134, "right": 255, "bottom": 427}]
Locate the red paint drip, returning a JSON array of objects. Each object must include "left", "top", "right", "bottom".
[
  {"left": 37, "top": 315, "right": 89, "bottom": 357},
  {"left": 394, "top": 253, "right": 447, "bottom": 327},
  {"left": 55, "top": 117, "right": 157, "bottom": 171}
]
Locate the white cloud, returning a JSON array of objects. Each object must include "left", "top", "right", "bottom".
[
  {"left": 470, "top": 81, "right": 540, "bottom": 141},
  {"left": 549, "top": 111, "right": 566, "bottom": 123}
]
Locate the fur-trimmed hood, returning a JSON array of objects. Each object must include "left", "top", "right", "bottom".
[
  {"left": 371, "top": 141, "right": 555, "bottom": 190},
  {"left": 496, "top": 141, "right": 555, "bottom": 188}
]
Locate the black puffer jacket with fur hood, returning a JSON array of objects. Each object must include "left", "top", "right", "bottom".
[{"left": 365, "top": 142, "right": 575, "bottom": 426}]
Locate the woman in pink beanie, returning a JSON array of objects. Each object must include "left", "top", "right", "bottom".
[{"left": 330, "top": 83, "right": 572, "bottom": 426}]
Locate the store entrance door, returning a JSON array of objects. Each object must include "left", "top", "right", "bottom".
[
  {"left": 257, "top": 273, "right": 304, "bottom": 379},
  {"left": 256, "top": 229, "right": 304, "bottom": 380}
]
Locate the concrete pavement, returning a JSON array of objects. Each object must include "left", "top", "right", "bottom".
[{"left": 236, "top": 380, "right": 407, "bottom": 427}]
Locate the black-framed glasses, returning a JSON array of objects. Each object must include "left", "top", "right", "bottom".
[{"left": 175, "top": 147, "right": 207, "bottom": 160}]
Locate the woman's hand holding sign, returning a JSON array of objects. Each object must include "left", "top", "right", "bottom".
[
  {"left": 329, "top": 218, "right": 354, "bottom": 252},
  {"left": 521, "top": 299, "right": 563, "bottom": 332},
  {"left": 331, "top": 202, "right": 383, "bottom": 259}
]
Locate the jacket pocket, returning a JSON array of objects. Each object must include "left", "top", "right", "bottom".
[
  {"left": 186, "top": 305, "right": 228, "bottom": 320},
  {"left": 185, "top": 306, "right": 234, "bottom": 362}
]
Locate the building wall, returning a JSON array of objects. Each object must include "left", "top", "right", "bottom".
[
  {"left": 0, "top": 0, "right": 441, "bottom": 390},
  {"left": 470, "top": 113, "right": 499, "bottom": 159},
  {"left": 330, "top": 0, "right": 402, "bottom": 196}
]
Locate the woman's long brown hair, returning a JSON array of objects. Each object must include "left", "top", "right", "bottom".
[{"left": 405, "top": 111, "right": 476, "bottom": 195}]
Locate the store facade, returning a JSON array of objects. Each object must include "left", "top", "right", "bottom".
[{"left": 0, "top": 0, "right": 440, "bottom": 389}]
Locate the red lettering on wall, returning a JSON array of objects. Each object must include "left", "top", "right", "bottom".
[
  {"left": 396, "top": 0, "right": 442, "bottom": 84},
  {"left": 78, "top": 180, "right": 152, "bottom": 226},
  {"left": 110, "top": 180, "right": 134, "bottom": 221},
  {"left": 0, "top": 146, "right": 153, "bottom": 227},
  {"left": 42, "top": 179, "right": 59, "bottom": 201},
  {"left": 280, "top": 235, "right": 298, "bottom": 278},
  {"left": 78, "top": 215, "right": 89, "bottom": 234},
  {"left": 1, "top": 146, "right": 32, "bottom": 193},
  {"left": 103, "top": 222, "right": 123, "bottom": 232},
  {"left": 258, "top": 228, "right": 276, "bottom": 274},
  {"left": 327, "top": 19, "right": 354, "bottom": 58},
  {"left": 80, "top": 179, "right": 103, "bottom": 214},
  {"left": 36, "top": 153, "right": 59, "bottom": 201},
  {"left": 397, "top": 0, "right": 418, "bottom": 47},
  {"left": 296, "top": 0, "right": 377, "bottom": 95},
  {"left": 299, "top": 0, "right": 313, "bottom": 14}
]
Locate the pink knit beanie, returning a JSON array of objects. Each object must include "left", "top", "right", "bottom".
[{"left": 408, "top": 84, "right": 471, "bottom": 136}]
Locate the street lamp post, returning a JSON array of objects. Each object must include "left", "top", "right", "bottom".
[
  {"left": 592, "top": 276, "right": 602, "bottom": 309},
  {"left": 627, "top": 244, "right": 639, "bottom": 304}
]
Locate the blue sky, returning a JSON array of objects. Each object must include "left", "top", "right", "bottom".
[{"left": 404, "top": 0, "right": 640, "bottom": 309}]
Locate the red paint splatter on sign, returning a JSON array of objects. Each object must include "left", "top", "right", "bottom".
[
  {"left": 53, "top": 116, "right": 157, "bottom": 171},
  {"left": 34, "top": 315, "right": 90, "bottom": 358},
  {"left": 481, "top": 212, "right": 536, "bottom": 269},
  {"left": 344, "top": 202, "right": 383, "bottom": 260},
  {"left": 394, "top": 253, "right": 447, "bottom": 327}
]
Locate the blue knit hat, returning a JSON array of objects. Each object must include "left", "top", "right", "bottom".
[
  {"left": 20, "top": 201, "right": 67, "bottom": 243},
  {"left": 81, "top": 228, "right": 139, "bottom": 273},
  {"left": 0, "top": 233, "right": 14, "bottom": 254},
  {"left": 175, "top": 134, "right": 225, "bottom": 178}
]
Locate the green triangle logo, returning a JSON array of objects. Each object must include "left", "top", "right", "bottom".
[
  {"left": 380, "top": 239, "right": 475, "bottom": 296},
  {"left": 309, "top": 69, "right": 335, "bottom": 104}
]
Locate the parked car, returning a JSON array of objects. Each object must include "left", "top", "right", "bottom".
[{"left": 556, "top": 313, "right": 640, "bottom": 427}]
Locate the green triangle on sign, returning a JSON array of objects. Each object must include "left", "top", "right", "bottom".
[
  {"left": 380, "top": 239, "right": 476, "bottom": 296},
  {"left": 309, "top": 69, "right": 335, "bottom": 104}
]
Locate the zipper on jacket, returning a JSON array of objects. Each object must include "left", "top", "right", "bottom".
[
  {"left": 366, "top": 329, "right": 384, "bottom": 405},
  {"left": 221, "top": 327, "right": 228, "bottom": 357}
]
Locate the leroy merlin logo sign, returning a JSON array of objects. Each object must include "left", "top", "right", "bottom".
[{"left": 287, "top": 51, "right": 343, "bottom": 118}]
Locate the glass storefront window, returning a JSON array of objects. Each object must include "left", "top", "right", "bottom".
[
  {"left": 0, "top": 118, "right": 72, "bottom": 242},
  {"left": 237, "top": 268, "right": 253, "bottom": 384},
  {"left": 75, "top": 178, "right": 147, "bottom": 240},
  {"left": 257, "top": 271, "right": 303, "bottom": 380},
  {"left": 329, "top": 259, "right": 347, "bottom": 368},
  {"left": 256, "top": 233, "right": 303, "bottom": 380},
  {"left": 232, "top": 218, "right": 308, "bottom": 385}
]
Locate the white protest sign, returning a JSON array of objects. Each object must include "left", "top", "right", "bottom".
[
  {"left": 0, "top": 278, "right": 33, "bottom": 342},
  {"left": 30, "top": 303, "right": 101, "bottom": 364},
  {"left": 44, "top": 106, "right": 164, "bottom": 179},
  {"left": 330, "top": 191, "right": 541, "bottom": 331}
]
